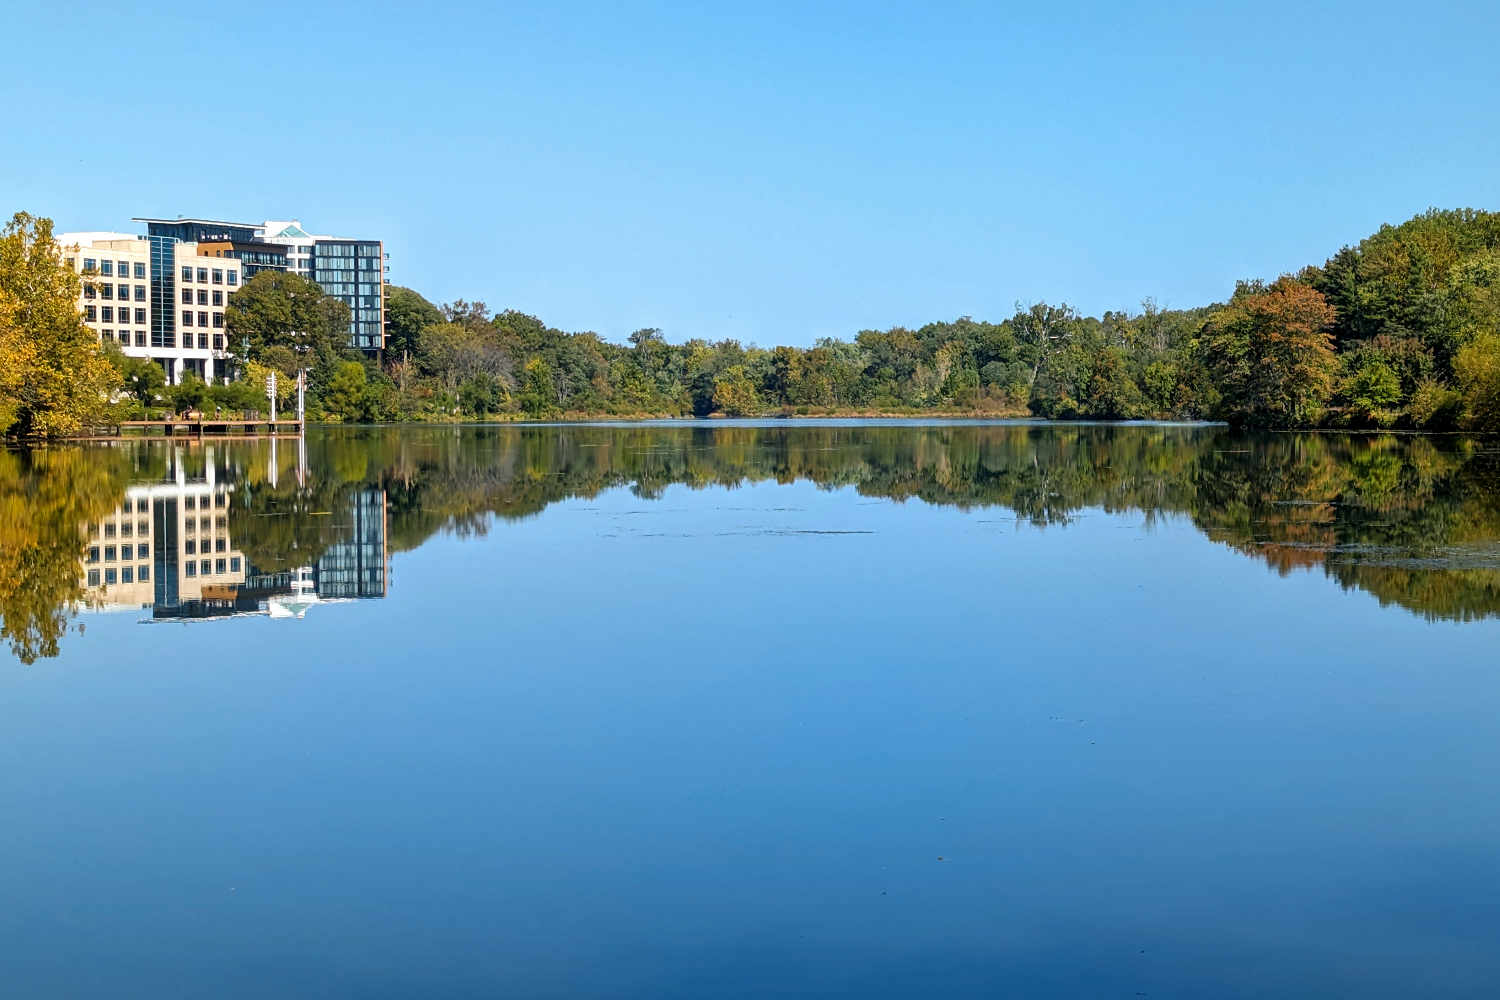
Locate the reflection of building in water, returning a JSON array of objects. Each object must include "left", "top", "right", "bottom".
[
  {"left": 80, "top": 449, "right": 387, "bottom": 622},
  {"left": 314, "top": 487, "right": 389, "bottom": 599},
  {"left": 82, "top": 462, "right": 246, "bottom": 614}
]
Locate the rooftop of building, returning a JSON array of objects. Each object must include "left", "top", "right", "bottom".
[
  {"left": 132, "top": 217, "right": 262, "bottom": 228},
  {"left": 56, "top": 231, "right": 146, "bottom": 248}
]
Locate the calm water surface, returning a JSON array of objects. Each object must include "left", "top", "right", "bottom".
[{"left": 3, "top": 421, "right": 1499, "bottom": 998}]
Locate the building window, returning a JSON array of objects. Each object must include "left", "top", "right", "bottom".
[
  {"left": 212, "top": 290, "right": 222, "bottom": 306},
  {"left": 227, "top": 269, "right": 238, "bottom": 285},
  {"left": 212, "top": 268, "right": 223, "bottom": 284},
  {"left": 181, "top": 288, "right": 192, "bottom": 304},
  {"left": 101, "top": 307, "right": 113, "bottom": 322},
  {"left": 181, "top": 265, "right": 192, "bottom": 281},
  {"left": 120, "top": 522, "right": 132, "bottom": 538},
  {"left": 135, "top": 331, "right": 146, "bottom": 347},
  {"left": 83, "top": 284, "right": 95, "bottom": 300},
  {"left": 137, "top": 543, "right": 148, "bottom": 558},
  {"left": 212, "top": 313, "right": 224, "bottom": 328},
  {"left": 134, "top": 262, "right": 146, "bottom": 279},
  {"left": 83, "top": 258, "right": 96, "bottom": 272},
  {"left": 87, "top": 569, "right": 100, "bottom": 587},
  {"left": 103, "top": 522, "right": 116, "bottom": 539},
  {"left": 230, "top": 557, "right": 241, "bottom": 572},
  {"left": 196, "top": 268, "right": 208, "bottom": 283},
  {"left": 100, "top": 330, "right": 113, "bottom": 342},
  {"left": 197, "top": 311, "right": 208, "bottom": 328},
  {"left": 117, "top": 283, "right": 129, "bottom": 299},
  {"left": 100, "top": 284, "right": 113, "bottom": 300},
  {"left": 213, "top": 334, "right": 224, "bottom": 349},
  {"left": 84, "top": 305, "right": 96, "bottom": 321},
  {"left": 121, "top": 567, "right": 133, "bottom": 584},
  {"left": 185, "top": 562, "right": 196, "bottom": 578},
  {"left": 181, "top": 310, "right": 193, "bottom": 327},
  {"left": 135, "top": 308, "right": 146, "bottom": 324},
  {"left": 135, "top": 285, "right": 146, "bottom": 301},
  {"left": 104, "top": 568, "right": 117, "bottom": 585},
  {"left": 184, "top": 539, "right": 195, "bottom": 555},
  {"left": 87, "top": 546, "right": 99, "bottom": 563},
  {"left": 184, "top": 496, "right": 195, "bottom": 510},
  {"left": 215, "top": 538, "right": 226, "bottom": 553},
  {"left": 200, "top": 559, "right": 211, "bottom": 575},
  {"left": 117, "top": 260, "right": 129, "bottom": 275},
  {"left": 100, "top": 260, "right": 113, "bottom": 277},
  {"left": 197, "top": 289, "right": 207, "bottom": 306},
  {"left": 215, "top": 559, "right": 226, "bottom": 574},
  {"left": 103, "top": 545, "right": 116, "bottom": 561},
  {"left": 138, "top": 565, "right": 149, "bottom": 581},
  {"left": 199, "top": 333, "right": 209, "bottom": 349}
]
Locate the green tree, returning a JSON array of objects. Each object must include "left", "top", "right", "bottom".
[
  {"left": 518, "top": 357, "right": 558, "bottom": 417},
  {"left": 1342, "top": 359, "right": 1401, "bottom": 419},
  {"left": 102, "top": 341, "right": 167, "bottom": 408},
  {"left": 0, "top": 213, "right": 120, "bottom": 437},
  {"left": 323, "top": 361, "right": 370, "bottom": 421},
  {"left": 224, "top": 270, "right": 354, "bottom": 382},
  {"left": 168, "top": 374, "right": 208, "bottom": 415},
  {"left": 384, "top": 285, "right": 443, "bottom": 360}
]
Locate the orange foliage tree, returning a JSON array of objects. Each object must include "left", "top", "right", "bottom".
[{"left": 1202, "top": 276, "right": 1338, "bottom": 426}]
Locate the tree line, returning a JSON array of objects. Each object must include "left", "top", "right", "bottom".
[{"left": 4, "top": 207, "right": 1500, "bottom": 435}]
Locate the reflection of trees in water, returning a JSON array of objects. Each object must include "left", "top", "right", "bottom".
[
  {"left": 304, "top": 424, "right": 1500, "bottom": 622},
  {"left": 0, "top": 448, "right": 133, "bottom": 663},
  {"left": 4, "top": 426, "right": 1499, "bottom": 664}
]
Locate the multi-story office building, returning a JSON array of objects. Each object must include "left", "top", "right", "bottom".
[
  {"left": 134, "top": 218, "right": 285, "bottom": 381},
  {"left": 61, "top": 214, "right": 390, "bottom": 373},
  {"left": 58, "top": 233, "right": 238, "bottom": 384},
  {"left": 258, "top": 220, "right": 388, "bottom": 352}
]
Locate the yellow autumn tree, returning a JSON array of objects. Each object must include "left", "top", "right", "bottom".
[
  {"left": 0, "top": 212, "right": 120, "bottom": 437},
  {"left": 1453, "top": 331, "right": 1500, "bottom": 431}
]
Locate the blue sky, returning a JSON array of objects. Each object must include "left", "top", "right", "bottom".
[{"left": 6, "top": 1, "right": 1497, "bottom": 346}]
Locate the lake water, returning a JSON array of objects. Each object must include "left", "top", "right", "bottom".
[{"left": 3, "top": 421, "right": 1500, "bottom": 998}]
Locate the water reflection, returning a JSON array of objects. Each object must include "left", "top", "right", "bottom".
[
  {"left": 80, "top": 443, "right": 388, "bottom": 623},
  {"left": 5, "top": 422, "right": 1500, "bottom": 661}
]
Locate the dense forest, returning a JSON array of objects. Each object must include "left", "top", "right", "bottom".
[
  {"left": 4, "top": 207, "right": 1500, "bottom": 436},
  {"left": 350, "top": 207, "right": 1500, "bottom": 429}
]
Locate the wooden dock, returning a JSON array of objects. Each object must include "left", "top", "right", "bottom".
[{"left": 104, "top": 418, "right": 305, "bottom": 438}]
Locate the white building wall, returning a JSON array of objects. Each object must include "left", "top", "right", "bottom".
[{"left": 58, "top": 234, "right": 239, "bottom": 385}]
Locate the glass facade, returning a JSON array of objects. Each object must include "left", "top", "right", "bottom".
[
  {"left": 312, "top": 240, "right": 384, "bottom": 350},
  {"left": 142, "top": 221, "right": 287, "bottom": 280},
  {"left": 146, "top": 235, "right": 177, "bottom": 349}
]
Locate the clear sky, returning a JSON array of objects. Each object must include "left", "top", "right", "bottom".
[{"left": 7, "top": 1, "right": 1497, "bottom": 346}]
